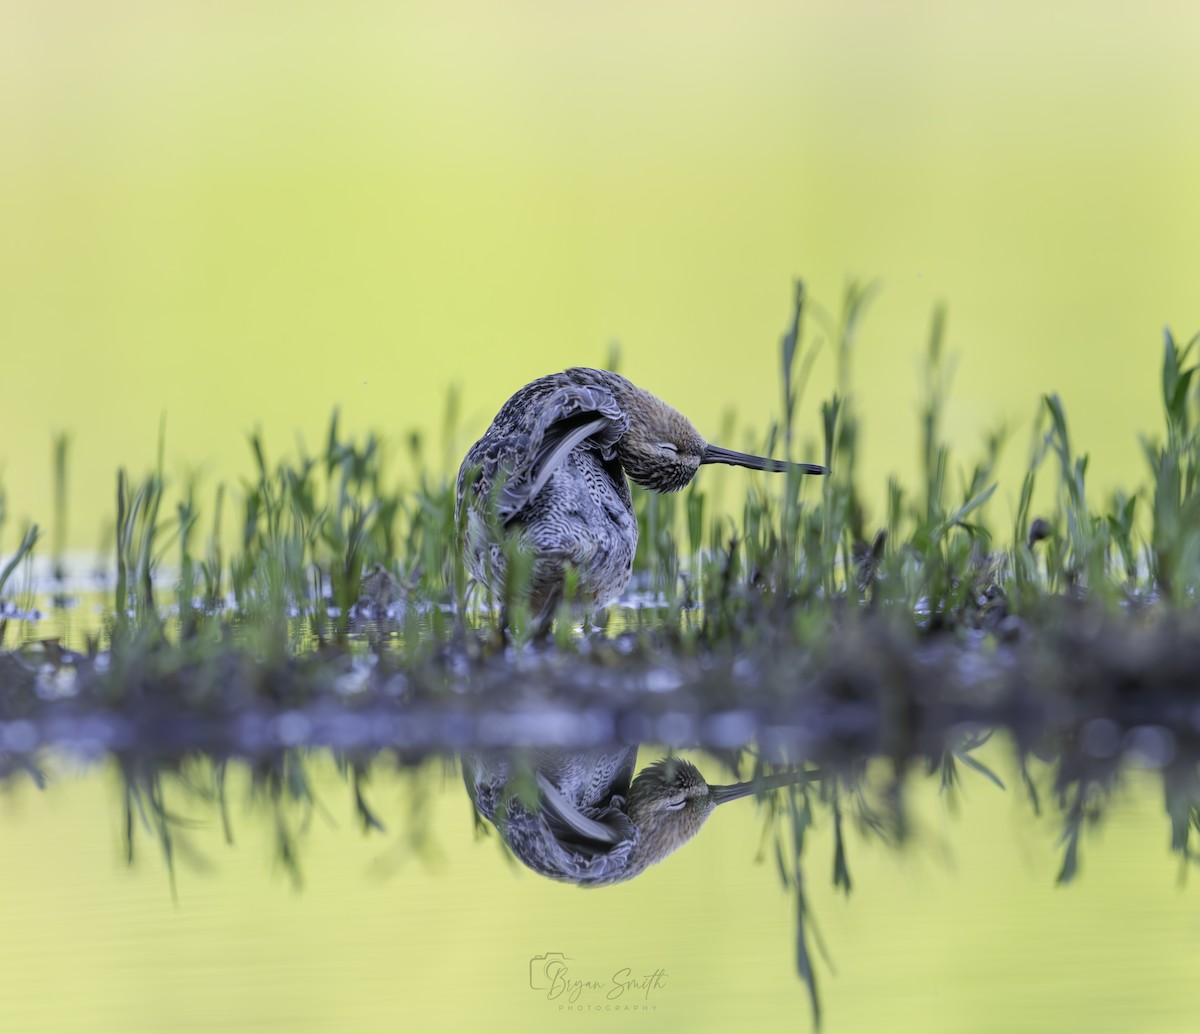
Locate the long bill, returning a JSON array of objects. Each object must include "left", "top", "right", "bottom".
[
  {"left": 701, "top": 444, "right": 827, "bottom": 476},
  {"left": 709, "top": 767, "right": 822, "bottom": 805}
]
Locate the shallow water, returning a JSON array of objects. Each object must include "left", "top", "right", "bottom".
[
  {"left": 2, "top": 751, "right": 1197, "bottom": 1033},
  {"left": 4, "top": 554, "right": 1200, "bottom": 1030}
]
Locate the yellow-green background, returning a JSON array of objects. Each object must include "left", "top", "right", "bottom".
[
  {"left": 2, "top": 3, "right": 1199, "bottom": 1031},
  {"left": 2, "top": 1, "right": 1199, "bottom": 543}
]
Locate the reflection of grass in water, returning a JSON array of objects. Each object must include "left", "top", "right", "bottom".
[
  {"left": 119, "top": 753, "right": 449, "bottom": 897},
  {"left": 3, "top": 283, "right": 1200, "bottom": 1023},
  {"left": 108, "top": 739, "right": 1180, "bottom": 1030}
]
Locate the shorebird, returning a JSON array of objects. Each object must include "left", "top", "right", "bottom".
[
  {"left": 456, "top": 367, "right": 826, "bottom": 631},
  {"left": 464, "top": 750, "right": 818, "bottom": 886}
]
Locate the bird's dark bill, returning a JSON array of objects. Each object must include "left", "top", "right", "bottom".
[
  {"left": 709, "top": 768, "right": 819, "bottom": 804},
  {"left": 701, "top": 444, "right": 827, "bottom": 476}
]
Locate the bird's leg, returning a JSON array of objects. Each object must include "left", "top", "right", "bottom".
[
  {"left": 495, "top": 605, "right": 512, "bottom": 646},
  {"left": 530, "top": 586, "right": 562, "bottom": 642},
  {"left": 584, "top": 606, "right": 609, "bottom": 636}
]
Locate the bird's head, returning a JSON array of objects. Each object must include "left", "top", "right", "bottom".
[
  {"left": 597, "top": 373, "right": 828, "bottom": 493},
  {"left": 585, "top": 757, "right": 820, "bottom": 886},
  {"left": 614, "top": 388, "right": 709, "bottom": 492}
]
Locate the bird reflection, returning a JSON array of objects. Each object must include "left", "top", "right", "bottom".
[{"left": 464, "top": 748, "right": 817, "bottom": 886}]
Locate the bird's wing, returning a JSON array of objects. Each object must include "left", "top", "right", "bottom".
[
  {"left": 535, "top": 772, "right": 638, "bottom": 854},
  {"left": 535, "top": 772, "right": 631, "bottom": 847},
  {"left": 493, "top": 383, "right": 628, "bottom": 520}
]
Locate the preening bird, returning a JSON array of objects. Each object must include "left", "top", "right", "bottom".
[
  {"left": 464, "top": 750, "right": 819, "bottom": 886},
  {"left": 456, "top": 367, "right": 826, "bottom": 631}
]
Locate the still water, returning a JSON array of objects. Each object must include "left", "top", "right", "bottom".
[
  {"left": 3, "top": 558, "right": 1200, "bottom": 1031},
  {"left": 2, "top": 749, "right": 1197, "bottom": 1033}
]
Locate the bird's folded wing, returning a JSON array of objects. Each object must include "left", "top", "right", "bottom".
[
  {"left": 496, "top": 384, "right": 628, "bottom": 519},
  {"left": 536, "top": 772, "right": 634, "bottom": 851}
]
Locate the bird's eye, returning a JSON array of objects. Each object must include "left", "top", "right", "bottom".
[
  {"left": 657, "top": 442, "right": 679, "bottom": 454},
  {"left": 666, "top": 795, "right": 687, "bottom": 811}
]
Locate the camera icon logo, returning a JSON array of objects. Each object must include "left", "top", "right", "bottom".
[{"left": 529, "top": 952, "right": 572, "bottom": 989}]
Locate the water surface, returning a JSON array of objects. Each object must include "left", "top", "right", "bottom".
[{"left": 2, "top": 752, "right": 1197, "bottom": 1033}]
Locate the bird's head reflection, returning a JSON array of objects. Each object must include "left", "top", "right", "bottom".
[{"left": 465, "top": 751, "right": 816, "bottom": 887}]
